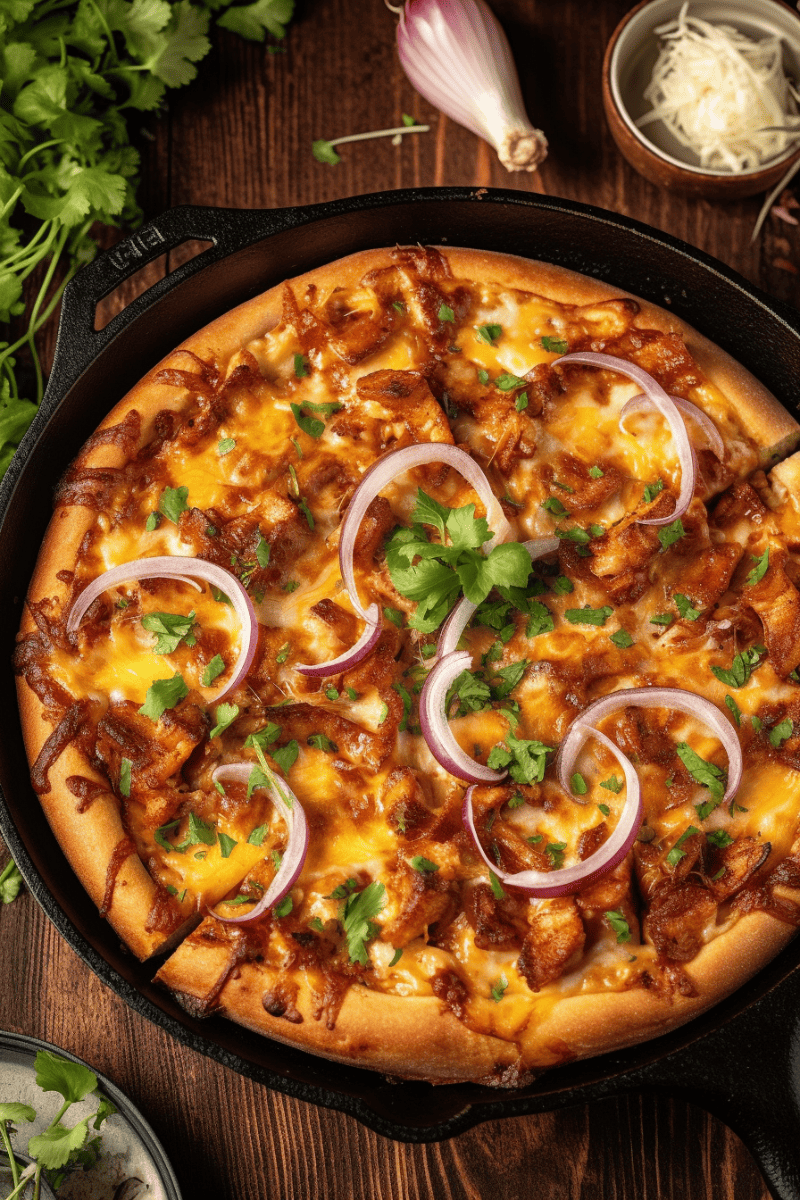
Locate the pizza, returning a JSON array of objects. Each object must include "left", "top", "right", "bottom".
[{"left": 14, "top": 244, "right": 800, "bottom": 1085}]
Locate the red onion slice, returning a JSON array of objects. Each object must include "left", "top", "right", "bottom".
[
  {"left": 419, "top": 649, "right": 507, "bottom": 783},
  {"left": 621, "top": 393, "right": 725, "bottom": 461},
  {"left": 66, "top": 556, "right": 259, "bottom": 698},
  {"left": 437, "top": 537, "right": 559, "bottom": 658},
  {"left": 463, "top": 724, "right": 642, "bottom": 898},
  {"left": 556, "top": 686, "right": 742, "bottom": 803},
  {"left": 295, "top": 603, "right": 381, "bottom": 677},
  {"left": 339, "top": 443, "right": 514, "bottom": 623},
  {"left": 557, "top": 352, "right": 696, "bottom": 526},
  {"left": 209, "top": 762, "right": 309, "bottom": 924}
]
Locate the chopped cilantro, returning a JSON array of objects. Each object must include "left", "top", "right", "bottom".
[
  {"left": 489, "top": 869, "right": 505, "bottom": 899},
  {"left": 541, "top": 496, "right": 570, "bottom": 518},
  {"left": 605, "top": 910, "right": 632, "bottom": 943},
  {"left": 666, "top": 825, "right": 700, "bottom": 866},
  {"left": 138, "top": 674, "right": 188, "bottom": 722},
  {"left": 707, "top": 829, "right": 734, "bottom": 849},
  {"left": 410, "top": 856, "right": 439, "bottom": 873},
  {"left": 657, "top": 518, "right": 685, "bottom": 552},
  {"left": 478, "top": 369, "right": 490, "bottom": 385},
  {"left": 555, "top": 526, "right": 591, "bottom": 545},
  {"left": 218, "top": 437, "right": 235, "bottom": 456},
  {"left": 273, "top": 896, "right": 293, "bottom": 918},
  {"left": 541, "top": 336, "right": 568, "bottom": 354},
  {"left": 724, "top": 695, "right": 742, "bottom": 727},
  {"left": 325, "top": 686, "right": 340, "bottom": 701},
  {"left": 276, "top": 641, "right": 291, "bottom": 664},
  {"left": 643, "top": 479, "right": 665, "bottom": 503},
  {"left": 346, "top": 687, "right": 359, "bottom": 701},
  {"left": 495, "top": 372, "right": 527, "bottom": 391},
  {"left": 246, "top": 723, "right": 282, "bottom": 749},
  {"left": 341, "top": 881, "right": 385, "bottom": 965},
  {"left": 255, "top": 535, "right": 271, "bottom": 568},
  {"left": 290, "top": 403, "right": 324, "bottom": 438},
  {"left": 158, "top": 485, "right": 189, "bottom": 524},
  {"left": 711, "top": 646, "right": 765, "bottom": 689},
  {"left": 145, "top": 512, "right": 160, "bottom": 532},
  {"left": 383, "top": 606, "right": 405, "bottom": 627},
  {"left": 487, "top": 732, "right": 553, "bottom": 784},
  {"left": 564, "top": 605, "right": 613, "bottom": 626},
  {"left": 218, "top": 832, "right": 237, "bottom": 859},
  {"left": 600, "top": 776, "right": 623, "bottom": 794},
  {"left": 307, "top": 733, "right": 336, "bottom": 752},
  {"left": 770, "top": 718, "right": 793, "bottom": 749},
  {"left": 610, "top": 629, "right": 634, "bottom": 648},
  {"left": 272, "top": 740, "right": 299, "bottom": 775},
  {"left": 248, "top": 824, "right": 269, "bottom": 846},
  {"left": 598, "top": 803, "right": 611, "bottom": 816},
  {"left": 210, "top": 702, "right": 239, "bottom": 739},
  {"left": 490, "top": 974, "right": 509, "bottom": 1003},
  {"left": 476, "top": 323, "right": 501, "bottom": 344},
  {"left": 589, "top": 465, "right": 604, "bottom": 479},
  {"left": 438, "top": 302, "right": 455, "bottom": 323},
  {"left": 551, "top": 575, "right": 574, "bottom": 595},
  {"left": 294, "top": 353, "right": 309, "bottom": 378},
  {"left": 571, "top": 772, "right": 588, "bottom": 795},
  {"left": 389, "top": 947, "right": 403, "bottom": 967},
  {"left": 674, "top": 593, "right": 701, "bottom": 621},
  {"left": 119, "top": 758, "right": 131, "bottom": 799},
  {"left": 378, "top": 701, "right": 389, "bottom": 725},
  {"left": 650, "top": 612, "right": 673, "bottom": 627},
  {"left": 141, "top": 610, "right": 196, "bottom": 655},
  {"left": 515, "top": 392, "right": 528, "bottom": 412},
  {"left": 545, "top": 841, "right": 567, "bottom": 868},
  {"left": 677, "top": 742, "right": 725, "bottom": 819},
  {"left": 746, "top": 546, "right": 770, "bottom": 586},
  {"left": 202, "top": 655, "right": 226, "bottom": 687}
]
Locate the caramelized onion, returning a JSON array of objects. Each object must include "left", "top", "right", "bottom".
[
  {"left": 209, "top": 762, "right": 309, "bottom": 924},
  {"left": 66, "top": 556, "right": 258, "bottom": 697},
  {"left": 462, "top": 729, "right": 641, "bottom": 897},
  {"left": 557, "top": 351, "right": 697, "bottom": 525},
  {"left": 419, "top": 649, "right": 507, "bottom": 783},
  {"left": 339, "top": 443, "right": 513, "bottom": 623}
]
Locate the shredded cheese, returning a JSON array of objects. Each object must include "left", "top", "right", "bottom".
[{"left": 637, "top": 2, "right": 800, "bottom": 172}]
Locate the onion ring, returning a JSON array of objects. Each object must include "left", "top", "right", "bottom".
[
  {"left": 621, "top": 393, "right": 725, "bottom": 461},
  {"left": 557, "top": 351, "right": 697, "bottom": 525},
  {"left": 209, "top": 762, "right": 309, "bottom": 924},
  {"left": 419, "top": 649, "right": 507, "bottom": 783},
  {"left": 66, "top": 556, "right": 258, "bottom": 698},
  {"left": 462, "top": 727, "right": 641, "bottom": 897},
  {"left": 295, "top": 603, "right": 381, "bottom": 677},
  {"left": 555, "top": 685, "right": 742, "bottom": 803},
  {"left": 339, "top": 443, "right": 514, "bottom": 623}
]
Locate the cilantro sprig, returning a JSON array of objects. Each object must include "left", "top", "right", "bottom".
[
  {"left": 0, "top": 1050, "right": 117, "bottom": 1195},
  {"left": 0, "top": 1, "right": 294, "bottom": 480},
  {"left": 386, "top": 489, "right": 531, "bottom": 633}
]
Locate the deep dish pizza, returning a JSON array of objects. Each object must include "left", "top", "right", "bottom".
[{"left": 15, "top": 245, "right": 800, "bottom": 1084}]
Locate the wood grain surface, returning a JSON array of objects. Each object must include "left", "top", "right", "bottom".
[{"left": 4, "top": 1, "right": 799, "bottom": 1196}]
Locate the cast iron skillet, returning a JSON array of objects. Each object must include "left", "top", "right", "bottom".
[{"left": 2, "top": 188, "right": 800, "bottom": 1196}]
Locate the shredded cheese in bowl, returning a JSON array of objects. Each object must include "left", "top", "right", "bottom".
[{"left": 636, "top": 1, "right": 800, "bottom": 173}]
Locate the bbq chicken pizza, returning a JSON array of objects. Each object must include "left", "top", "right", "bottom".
[{"left": 15, "top": 245, "right": 800, "bottom": 1084}]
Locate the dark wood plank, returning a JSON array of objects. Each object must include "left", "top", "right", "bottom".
[{"left": 4, "top": 0, "right": 794, "bottom": 1195}]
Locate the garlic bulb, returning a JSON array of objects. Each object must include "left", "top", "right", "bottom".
[{"left": 395, "top": 0, "right": 547, "bottom": 173}]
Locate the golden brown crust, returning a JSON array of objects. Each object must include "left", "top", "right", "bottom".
[{"left": 16, "top": 244, "right": 800, "bottom": 1077}]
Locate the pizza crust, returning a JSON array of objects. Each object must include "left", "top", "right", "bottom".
[{"left": 15, "top": 244, "right": 800, "bottom": 1080}]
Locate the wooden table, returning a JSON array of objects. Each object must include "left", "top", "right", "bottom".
[{"left": 3, "top": 1, "right": 797, "bottom": 1195}]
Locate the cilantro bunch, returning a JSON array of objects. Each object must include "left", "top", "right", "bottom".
[
  {"left": 0, "top": 1050, "right": 116, "bottom": 1197},
  {"left": 0, "top": 0, "right": 293, "bottom": 476},
  {"left": 385, "top": 489, "right": 532, "bottom": 632}
]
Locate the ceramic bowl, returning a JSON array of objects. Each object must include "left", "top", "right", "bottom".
[{"left": 602, "top": 0, "right": 800, "bottom": 199}]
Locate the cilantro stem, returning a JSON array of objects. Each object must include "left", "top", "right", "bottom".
[
  {"left": 328, "top": 125, "right": 430, "bottom": 147},
  {"left": 0, "top": 1120, "right": 20, "bottom": 1189},
  {"left": 17, "top": 140, "right": 67, "bottom": 172}
]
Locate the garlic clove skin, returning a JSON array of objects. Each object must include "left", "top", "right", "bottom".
[{"left": 396, "top": 0, "right": 548, "bottom": 173}]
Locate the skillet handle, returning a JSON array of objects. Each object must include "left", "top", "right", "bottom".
[
  {"left": 631, "top": 965, "right": 800, "bottom": 1200},
  {"left": 48, "top": 204, "right": 301, "bottom": 402}
]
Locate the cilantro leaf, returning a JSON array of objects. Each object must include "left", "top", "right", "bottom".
[
  {"left": 487, "top": 732, "right": 553, "bottom": 784},
  {"left": 0, "top": 858, "right": 23, "bottom": 905},
  {"left": 312, "top": 138, "right": 341, "bottom": 164},
  {"left": 707, "top": 829, "right": 734, "bottom": 849},
  {"left": 210, "top": 702, "right": 239, "bottom": 739},
  {"left": 341, "top": 881, "right": 385, "bottom": 965},
  {"left": 490, "top": 973, "right": 509, "bottom": 1002},
  {"left": 290, "top": 403, "right": 324, "bottom": 438},
  {"left": 610, "top": 629, "right": 634, "bottom": 648},
  {"left": 495, "top": 372, "right": 527, "bottom": 391},
  {"left": 605, "top": 910, "right": 632, "bottom": 943},
  {"left": 202, "top": 654, "right": 225, "bottom": 686},
  {"left": 676, "top": 743, "right": 725, "bottom": 818},
  {"left": 657, "top": 518, "right": 685, "bottom": 552},
  {"left": 564, "top": 605, "right": 613, "bottom": 626},
  {"left": 746, "top": 546, "right": 770, "bottom": 586},
  {"left": 475, "top": 323, "right": 501, "bottom": 344},
  {"left": 711, "top": 646, "right": 765, "bottom": 689},
  {"left": 666, "top": 825, "right": 700, "bottom": 866},
  {"left": 217, "top": 0, "right": 295, "bottom": 41},
  {"left": 272, "top": 740, "right": 299, "bottom": 774},
  {"left": 770, "top": 718, "right": 793, "bottom": 749},
  {"left": 541, "top": 336, "right": 568, "bottom": 354},
  {"left": 28, "top": 1117, "right": 91, "bottom": 1171},
  {"left": 410, "top": 856, "right": 439, "bottom": 873},
  {"left": 600, "top": 775, "right": 623, "bottom": 793},
  {"left": 141, "top": 610, "right": 195, "bottom": 654},
  {"left": 674, "top": 593, "right": 701, "bottom": 621},
  {"left": 34, "top": 1051, "right": 97, "bottom": 1105},
  {"left": 157, "top": 485, "right": 188, "bottom": 524},
  {"left": 138, "top": 673, "right": 188, "bottom": 721}
]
